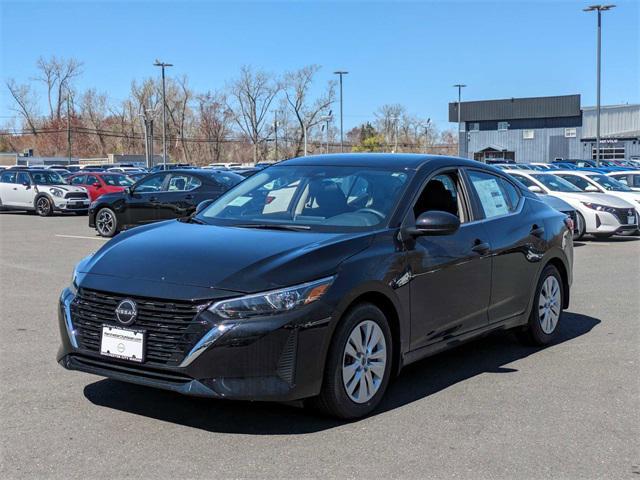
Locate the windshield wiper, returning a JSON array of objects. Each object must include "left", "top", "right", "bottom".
[
  {"left": 188, "top": 217, "right": 207, "bottom": 225},
  {"left": 233, "top": 223, "right": 311, "bottom": 231}
]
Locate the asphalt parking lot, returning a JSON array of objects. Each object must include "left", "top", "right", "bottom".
[{"left": 0, "top": 211, "right": 638, "bottom": 479}]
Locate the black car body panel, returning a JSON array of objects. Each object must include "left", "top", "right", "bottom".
[
  {"left": 88, "top": 169, "right": 242, "bottom": 232},
  {"left": 59, "top": 154, "right": 573, "bottom": 402}
]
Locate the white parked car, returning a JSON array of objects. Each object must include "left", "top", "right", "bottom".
[
  {"left": 107, "top": 166, "right": 146, "bottom": 174},
  {"left": 553, "top": 171, "right": 640, "bottom": 219},
  {"left": 0, "top": 168, "right": 90, "bottom": 216},
  {"left": 207, "top": 162, "right": 244, "bottom": 169},
  {"left": 508, "top": 171, "right": 638, "bottom": 239},
  {"left": 606, "top": 171, "right": 640, "bottom": 192}
]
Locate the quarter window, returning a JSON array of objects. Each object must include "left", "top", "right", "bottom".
[
  {"left": 413, "top": 171, "right": 466, "bottom": 223},
  {"left": 467, "top": 171, "right": 518, "bottom": 219}
]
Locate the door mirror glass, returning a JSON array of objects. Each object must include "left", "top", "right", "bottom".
[
  {"left": 528, "top": 185, "right": 543, "bottom": 193},
  {"left": 408, "top": 211, "right": 460, "bottom": 236},
  {"left": 124, "top": 186, "right": 131, "bottom": 195},
  {"left": 195, "top": 199, "right": 215, "bottom": 215}
]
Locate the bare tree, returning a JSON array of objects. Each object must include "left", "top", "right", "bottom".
[
  {"left": 5, "top": 79, "right": 40, "bottom": 135},
  {"left": 34, "top": 56, "right": 83, "bottom": 120},
  {"left": 282, "top": 65, "right": 335, "bottom": 157},
  {"left": 374, "top": 104, "right": 406, "bottom": 150},
  {"left": 196, "top": 90, "right": 232, "bottom": 163},
  {"left": 80, "top": 89, "right": 110, "bottom": 156},
  {"left": 229, "top": 66, "right": 279, "bottom": 162}
]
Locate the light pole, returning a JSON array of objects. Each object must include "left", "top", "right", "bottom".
[
  {"left": 453, "top": 84, "right": 466, "bottom": 157},
  {"left": 334, "top": 71, "right": 348, "bottom": 152},
  {"left": 271, "top": 110, "right": 279, "bottom": 161},
  {"left": 154, "top": 60, "right": 173, "bottom": 168},
  {"left": 391, "top": 116, "right": 400, "bottom": 153},
  {"left": 321, "top": 111, "right": 333, "bottom": 154},
  {"left": 66, "top": 89, "right": 72, "bottom": 164},
  {"left": 584, "top": 4, "right": 616, "bottom": 167}
]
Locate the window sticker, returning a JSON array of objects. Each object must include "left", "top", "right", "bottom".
[{"left": 474, "top": 178, "right": 509, "bottom": 217}]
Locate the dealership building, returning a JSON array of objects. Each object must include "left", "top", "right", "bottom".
[{"left": 449, "top": 94, "right": 640, "bottom": 163}]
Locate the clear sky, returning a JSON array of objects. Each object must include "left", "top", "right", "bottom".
[{"left": 1, "top": 0, "right": 638, "bottom": 130}]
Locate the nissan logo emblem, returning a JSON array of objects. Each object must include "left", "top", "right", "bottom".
[{"left": 115, "top": 299, "right": 137, "bottom": 325}]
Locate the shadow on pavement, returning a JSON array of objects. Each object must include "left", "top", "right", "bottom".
[{"left": 83, "top": 311, "right": 600, "bottom": 435}]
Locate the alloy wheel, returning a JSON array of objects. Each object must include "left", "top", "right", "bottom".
[
  {"left": 96, "top": 209, "right": 115, "bottom": 236},
  {"left": 342, "top": 320, "right": 387, "bottom": 404},
  {"left": 538, "top": 276, "right": 561, "bottom": 334},
  {"left": 36, "top": 197, "right": 50, "bottom": 216}
]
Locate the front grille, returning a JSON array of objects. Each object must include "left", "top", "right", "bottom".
[
  {"left": 612, "top": 208, "right": 635, "bottom": 225},
  {"left": 71, "top": 288, "right": 210, "bottom": 366},
  {"left": 65, "top": 192, "right": 88, "bottom": 200}
]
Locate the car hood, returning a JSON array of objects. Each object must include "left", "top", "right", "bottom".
[
  {"left": 79, "top": 220, "right": 373, "bottom": 294},
  {"left": 549, "top": 191, "right": 636, "bottom": 209},
  {"left": 599, "top": 190, "right": 640, "bottom": 207},
  {"left": 40, "top": 184, "right": 87, "bottom": 193}
]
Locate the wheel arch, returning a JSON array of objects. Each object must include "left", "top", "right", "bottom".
[{"left": 334, "top": 289, "right": 403, "bottom": 378}]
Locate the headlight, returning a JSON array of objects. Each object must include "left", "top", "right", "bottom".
[
  {"left": 69, "top": 266, "right": 79, "bottom": 295},
  {"left": 209, "top": 276, "right": 335, "bottom": 320},
  {"left": 50, "top": 188, "right": 64, "bottom": 197},
  {"left": 581, "top": 202, "right": 616, "bottom": 213}
]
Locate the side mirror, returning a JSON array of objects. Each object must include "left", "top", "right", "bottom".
[
  {"left": 528, "top": 185, "right": 543, "bottom": 193},
  {"left": 585, "top": 184, "right": 599, "bottom": 192},
  {"left": 22, "top": 181, "right": 31, "bottom": 188},
  {"left": 406, "top": 211, "right": 461, "bottom": 237},
  {"left": 195, "top": 199, "right": 215, "bottom": 215},
  {"left": 124, "top": 187, "right": 132, "bottom": 195}
]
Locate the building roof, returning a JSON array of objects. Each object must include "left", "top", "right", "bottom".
[{"left": 449, "top": 94, "right": 581, "bottom": 122}]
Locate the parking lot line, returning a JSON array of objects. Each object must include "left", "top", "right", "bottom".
[{"left": 55, "top": 234, "right": 107, "bottom": 241}]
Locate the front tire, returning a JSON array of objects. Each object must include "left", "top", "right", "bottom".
[
  {"left": 517, "top": 265, "right": 564, "bottom": 346},
  {"left": 95, "top": 207, "right": 118, "bottom": 237},
  {"left": 35, "top": 196, "right": 53, "bottom": 217},
  {"left": 574, "top": 212, "right": 586, "bottom": 240},
  {"left": 309, "top": 303, "right": 393, "bottom": 419}
]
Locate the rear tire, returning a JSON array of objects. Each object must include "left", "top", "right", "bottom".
[
  {"left": 95, "top": 207, "right": 118, "bottom": 237},
  {"left": 517, "top": 264, "right": 564, "bottom": 346},
  {"left": 308, "top": 303, "right": 393, "bottom": 420},
  {"left": 35, "top": 196, "right": 53, "bottom": 217}
]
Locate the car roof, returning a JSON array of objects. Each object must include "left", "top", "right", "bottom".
[
  {"left": 608, "top": 170, "right": 640, "bottom": 175},
  {"left": 278, "top": 153, "right": 480, "bottom": 170}
]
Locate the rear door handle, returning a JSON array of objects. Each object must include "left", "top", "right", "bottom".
[
  {"left": 530, "top": 225, "right": 545, "bottom": 237},
  {"left": 472, "top": 240, "right": 490, "bottom": 254}
]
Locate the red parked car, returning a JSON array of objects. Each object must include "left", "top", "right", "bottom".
[{"left": 67, "top": 172, "right": 134, "bottom": 202}]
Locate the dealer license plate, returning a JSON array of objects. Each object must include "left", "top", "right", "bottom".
[
  {"left": 100, "top": 325, "right": 145, "bottom": 362},
  {"left": 628, "top": 215, "right": 636, "bottom": 225}
]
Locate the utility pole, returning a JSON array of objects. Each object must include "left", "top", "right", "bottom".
[
  {"left": 154, "top": 60, "right": 173, "bottom": 168},
  {"left": 453, "top": 84, "right": 466, "bottom": 157},
  {"left": 334, "top": 71, "right": 348, "bottom": 152},
  {"left": 66, "top": 92, "right": 72, "bottom": 164},
  {"left": 139, "top": 113, "right": 149, "bottom": 168},
  {"left": 583, "top": 5, "right": 616, "bottom": 167},
  {"left": 272, "top": 110, "right": 279, "bottom": 161},
  {"left": 424, "top": 118, "right": 431, "bottom": 154},
  {"left": 392, "top": 117, "right": 400, "bottom": 153},
  {"left": 321, "top": 111, "right": 333, "bottom": 154}
]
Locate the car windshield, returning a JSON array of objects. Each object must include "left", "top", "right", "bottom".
[
  {"left": 30, "top": 171, "right": 65, "bottom": 185},
  {"left": 198, "top": 165, "right": 411, "bottom": 232},
  {"left": 531, "top": 174, "right": 582, "bottom": 192},
  {"left": 587, "top": 174, "right": 632, "bottom": 192},
  {"left": 102, "top": 174, "right": 134, "bottom": 187}
]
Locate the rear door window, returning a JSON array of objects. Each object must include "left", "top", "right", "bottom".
[
  {"left": 0, "top": 171, "right": 17, "bottom": 183},
  {"left": 466, "top": 170, "right": 516, "bottom": 219}
]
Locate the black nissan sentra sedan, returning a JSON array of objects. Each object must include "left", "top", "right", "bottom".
[
  {"left": 88, "top": 168, "right": 243, "bottom": 237},
  {"left": 58, "top": 154, "right": 573, "bottom": 419}
]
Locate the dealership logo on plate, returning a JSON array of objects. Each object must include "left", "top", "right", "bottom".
[{"left": 115, "top": 299, "right": 137, "bottom": 325}]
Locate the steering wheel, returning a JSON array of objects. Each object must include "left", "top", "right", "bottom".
[{"left": 356, "top": 208, "right": 385, "bottom": 220}]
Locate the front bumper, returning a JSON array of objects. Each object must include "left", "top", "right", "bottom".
[
  {"left": 57, "top": 288, "right": 333, "bottom": 401},
  {"left": 53, "top": 198, "right": 90, "bottom": 212}
]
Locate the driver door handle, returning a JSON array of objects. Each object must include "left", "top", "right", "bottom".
[{"left": 472, "top": 240, "right": 490, "bottom": 255}]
